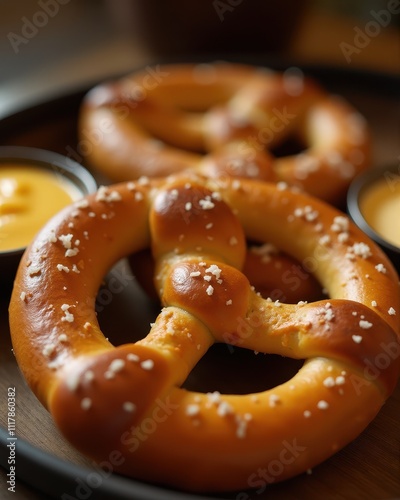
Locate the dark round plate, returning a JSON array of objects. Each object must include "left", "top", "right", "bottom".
[{"left": 1, "top": 58, "right": 399, "bottom": 500}]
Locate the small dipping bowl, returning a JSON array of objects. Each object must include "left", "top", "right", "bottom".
[
  {"left": 0, "top": 146, "right": 97, "bottom": 293},
  {"left": 347, "top": 164, "right": 400, "bottom": 273}
]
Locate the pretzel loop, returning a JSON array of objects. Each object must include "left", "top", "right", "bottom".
[{"left": 9, "top": 175, "right": 399, "bottom": 493}]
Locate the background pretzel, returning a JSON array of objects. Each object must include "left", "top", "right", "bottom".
[
  {"left": 9, "top": 174, "right": 399, "bottom": 492},
  {"left": 79, "top": 62, "right": 371, "bottom": 206}
]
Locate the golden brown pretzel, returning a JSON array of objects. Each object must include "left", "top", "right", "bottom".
[
  {"left": 9, "top": 174, "right": 399, "bottom": 492},
  {"left": 79, "top": 62, "right": 371, "bottom": 205}
]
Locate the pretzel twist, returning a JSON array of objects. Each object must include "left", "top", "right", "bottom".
[
  {"left": 9, "top": 175, "right": 399, "bottom": 492},
  {"left": 79, "top": 62, "right": 371, "bottom": 206},
  {"left": 129, "top": 242, "right": 323, "bottom": 304}
]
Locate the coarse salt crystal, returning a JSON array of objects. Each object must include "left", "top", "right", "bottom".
[
  {"left": 109, "top": 359, "right": 125, "bottom": 373},
  {"left": 61, "top": 304, "right": 74, "bottom": 323},
  {"left": 135, "top": 191, "right": 143, "bottom": 201},
  {"left": 319, "top": 235, "right": 331, "bottom": 246},
  {"left": 235, "top": 417, "right": 248, "bottom": 439},
  {"left": 217, "top": 401, "right": 233, "bottom": 417},
  {"left": 141, "top": 359, "right": 154, "bottom": 370},
  {"left": 66, "top": 373, "right": 80, "bottom": 392},
  {"left": 42, "top": 344, "right": 56, "bottom": 357},
  {"left": 75, "top": 199, "right": 89, "bottom": 209},
  {"left": 186, "top": 404, "right": 200, "bottom": 416},
  {"left": 359, "top": 320, "right": 373, "bottom": 329},
  {"left": 199, "top": 198, "right": 215, "bottom": 210},
  {"left": 95, "top": 185, "right": 122, "bottom": 202},
  {"left": 335, "top": 376, "right": 345, "bottom": 385},
  {"left": 58, "top": 234, "right": 73, "bottom": 249},
  {"left": 81, "top": 397, "right": 92, "bottom": 410},
  {"left": 48, "top": 231, "right": 57, "bottom": 243},
  {"left": 138, "top": 176, "right": 149, "bottom": 185},
  {"left": 28, "top": 266, "right": 41, "bottom": 276},
  {"left": 123, "top": 401, "right": 136, "bottom": 412},
  {"left": 348, "top": 242, "right": 372, "bottom": 259},
  {"left": 331, "top": 216, "right": 349, "bottom": 232},
  {"left": 323, "top": 377, "right": 335, "bottom": 387},
  {"left": 65, "top": 247, "right": 79, "bottom": 257},
  {"left": 269, "top": 394, "right": 281, "bottom": 407},
  {"left": 375, "top": 263, "right": 387, "bottom": 274},
  {"left": 57, "top": 264, "right": 70, "bottom": 273}
]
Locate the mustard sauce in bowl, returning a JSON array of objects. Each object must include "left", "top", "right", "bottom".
[
  {"left": 347, "top": 164, "right": 400, "bottom": 273},
  {"left": 0, "top": 166, "right": 83, "bottom": 252},
  {"left": 0, "top": 146, "right": 97, "bottom": 292},
  {"left": 359, "top": 176, "right": 400, "bottom": 248}
]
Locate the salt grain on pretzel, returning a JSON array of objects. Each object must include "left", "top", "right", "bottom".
[{"left": 9, "top": 174, "right": 399, "bottom": 493}]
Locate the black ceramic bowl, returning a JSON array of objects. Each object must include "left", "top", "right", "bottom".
[
  {"left": 347, "top": 164, "right": 400, "bottom": 273},
  {"left": 0, "top": 146, "right": 97, "bottom": 292}
]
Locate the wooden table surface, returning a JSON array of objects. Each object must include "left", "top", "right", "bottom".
[{"left": 0, "top": 62, "right": 399, "bottom": 500}]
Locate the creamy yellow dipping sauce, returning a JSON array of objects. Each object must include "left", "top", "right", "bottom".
[
  {"left": 359, "top": 177, "right": 400, "bottom": 247},
  {"left": 0, "top": 165, "right": 82, "bottom": 251}
]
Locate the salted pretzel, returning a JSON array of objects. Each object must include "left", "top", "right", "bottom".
[
  {"left": 9, "top": 174, "right": 399, "bottom": 492},
  {"left": 79, "top": 62, "right": 371, "bottom": 206}
]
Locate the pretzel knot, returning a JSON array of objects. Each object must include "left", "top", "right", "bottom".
[
  {"left": 79, "top": 62, "right": 371, "bottom": 206},
  {"left": 9, "top": 175, "right": 399, "bottom": 492}
]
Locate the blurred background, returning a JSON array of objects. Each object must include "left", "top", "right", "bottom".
[{"left": 0, "top": 0, "right": 399, "bottom": 119}]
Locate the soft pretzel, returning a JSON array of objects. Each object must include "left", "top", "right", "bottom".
[
  {"left": 79, "top": 62, "right": 371, "bottom": 206},
  {"left": 9, "top": 175, "right": 399, "bottom": 493}
]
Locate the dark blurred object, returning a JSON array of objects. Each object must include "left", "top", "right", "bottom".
[{"left": 105, "top": 0, "right": 309, "bottom": 57}]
